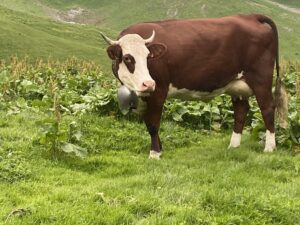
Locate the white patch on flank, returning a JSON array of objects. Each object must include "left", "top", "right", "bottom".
[
  {"left": 117, "top": 34, "right": 154, "bottom": 94},
  {"left": 167, "top": 73, "right": 253, "bottom": 102},
  {"left": 149, "top": 150, "right": 161, "bottom": 160},
  {"left": 228, "top": 132, "right": 241, "bottom": 148},
  {"left": 167, "top": 84, "right": 227, "bottom": 102},
  {"left": 264, "top": 130, "right": 276, "bottom": 152}
]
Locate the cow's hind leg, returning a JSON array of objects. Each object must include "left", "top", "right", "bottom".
[
  {"left": 255, "top": 89, "right": 276, "bottom": 152},
  {"left": 245, "top": 71, "right": 276, "bottom": 152},
  {"left": 228, "top": 97, "right": 250, "bottom": 149}
]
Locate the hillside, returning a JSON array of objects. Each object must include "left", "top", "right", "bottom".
[
  {"left": 0, "top": 5, "right": 115, "bottom": 70},
  {"left": 0, "top": 0, "right": 299, "bottom": 67}
]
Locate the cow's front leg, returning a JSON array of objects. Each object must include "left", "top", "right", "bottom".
[
  {"left": 228, "top": 97, "right": 250, "bottom": 149},
  {"left": 143, "top": 93, "right": 166, "bottom": 160},
  {"left": 147, "top": 124, "right": 162, "bottom": 160}
]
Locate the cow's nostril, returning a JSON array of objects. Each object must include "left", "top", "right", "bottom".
[
  {"left": 142, "top": 80, "right": 156, "bottom": 92},
  {"left": 143, "top": 80, "right": 155, "bottom": 88}
]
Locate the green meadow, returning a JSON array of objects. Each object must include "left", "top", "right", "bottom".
[{"left": 1, "top": 111, "right": 300, "bottom": 225}]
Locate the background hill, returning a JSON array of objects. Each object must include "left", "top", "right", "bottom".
[{"left": 0, "top": 0, "right": 299, "bottom": 70}]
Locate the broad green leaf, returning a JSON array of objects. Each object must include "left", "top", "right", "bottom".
[{"left": 61, "top": 143, "right": 87, "bottom": 158}]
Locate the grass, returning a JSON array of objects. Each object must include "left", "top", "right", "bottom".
[
  {"left": 0, "top": 5, "right": 115, "bottom": 71},
  {"left": 1, "top": 110, "right": 300, "bottom": 224}
]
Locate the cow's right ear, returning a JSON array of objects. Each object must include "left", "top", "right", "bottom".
[
  {"left": 107, "top": 45, "right": 123, "bottom": 61},
  {"left": 147, "top": 43, "right": 167, "bottom": 60}
]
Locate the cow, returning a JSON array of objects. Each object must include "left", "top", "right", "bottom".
[{"left": 101, "top": 14, "right": 288, "bottom": 159}]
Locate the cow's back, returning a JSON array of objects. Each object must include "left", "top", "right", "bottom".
[{"left": 120, "top": 15, "right": 276, "bottom": 91}]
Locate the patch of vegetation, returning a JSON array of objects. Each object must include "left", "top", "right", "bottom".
[
  {"left": 0, "top": 59, "right": 299, "bottom": 153},
  {"left": 0, "top": 112, "right": 40, "bottom": 183},
  {"left": 0, "top": 146, "right": 31, "bottom": 183}
]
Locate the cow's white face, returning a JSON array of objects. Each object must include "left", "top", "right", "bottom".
[
  {"left": 118, "top": 34, "right": 154, "bottom": 96},
  {"left": 101, "top": 31, "right": 167, "bottom": 96}
]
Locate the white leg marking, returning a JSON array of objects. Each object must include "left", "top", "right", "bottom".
[
  {"left": 264, "top": 130, "right": 276, "bottom": 152},
  {"left": 228, "top": 132, "right": 241, "bottom": 149},
  {"left": 149, "top": 150, "right": 162, "bottom": 160},
  {"left": 237, "top": 71, "right": 244, "bottom": 79}
]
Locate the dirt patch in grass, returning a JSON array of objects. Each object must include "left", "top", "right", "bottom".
[{"left": 54, "top": 8, "right": 104, "bottom": 25}]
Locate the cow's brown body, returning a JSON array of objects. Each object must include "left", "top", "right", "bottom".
[{"left": 103, "top": 14, "right": 286, "bottom": 158}]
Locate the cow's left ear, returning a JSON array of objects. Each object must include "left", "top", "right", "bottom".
[
  {"left": 147, "top": 43, "right": 167, "bottom": 60},
  {"left": 107, "top": 45, "right": 123, "bottom": 61}
]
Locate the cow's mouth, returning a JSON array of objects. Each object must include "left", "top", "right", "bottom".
[
  {"left": 138, "top": 80, "right": 156, "bottom": 95},
  {"left": 136, "top": 91, "right": 151, "bottom": 97}
]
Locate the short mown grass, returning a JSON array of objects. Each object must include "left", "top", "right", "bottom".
[{"left": 1, "top": 110, "right": 300, "bottom": 225}]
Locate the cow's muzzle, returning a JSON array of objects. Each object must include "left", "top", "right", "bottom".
[
  {"left": 141, "top": 80, "right": 156, "bottom": 92},
  {"left": 133, "top": 80, "right": 156, "bottom": 97}
]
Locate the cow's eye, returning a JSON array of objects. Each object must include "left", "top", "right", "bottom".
[
  {"left": 122, "top": 54, "right": 135, "bottom": 74},
  {"left": 123, "top": 56, "right": 131, "bottom": 63}
]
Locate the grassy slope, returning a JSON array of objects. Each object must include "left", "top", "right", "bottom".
[
  {"left": 0, "top": 0, "right": 46, "bottom": 17},
  {"left": 0, "top": 5, "right": 113, "bottom": 70},
  {"left": 0, "top": 0, "right": 300, "bottom": 64},
  {"left": 0, "top": 111, "right": 300, "bottom": 224},
  {"left": 40, "top": 0, "right": 300, "bottom": 59}
]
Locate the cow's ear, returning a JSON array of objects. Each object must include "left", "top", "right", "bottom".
[
  {"left": 147, "top": 43, "right": 167, "bottom": 60},
  {"left": 107, "top": 45, "right": 123, "bottom": 61}
]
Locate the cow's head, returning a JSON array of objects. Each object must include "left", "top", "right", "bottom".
[{"left": 101, "top": 31, "right": 166, "bottom": 96}]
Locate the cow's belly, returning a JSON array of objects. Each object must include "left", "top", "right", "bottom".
[{"left": 167, "top": 79, "right": 253, "bottom": 102}]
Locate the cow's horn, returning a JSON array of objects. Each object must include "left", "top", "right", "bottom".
[
  {"left": 144, "top": 30, "right": 155, "bottom": 44},
  {"left": 100, "top": 32, "right": 119, "bottom": 45}
]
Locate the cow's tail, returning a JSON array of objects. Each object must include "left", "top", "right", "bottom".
[{"left": 257, "top": 14, "right": 289, "bottom": 128}]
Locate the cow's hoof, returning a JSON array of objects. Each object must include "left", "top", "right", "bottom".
[
  {"left": 228, "top": 143, "right": 240, "bottom": 149},
  {"left": 264, "top": 147, "right": 275, "bottom": 153},
  {"left": 264, "top": 130, "right": 275, "bottom": 153},
  {"left": 228, "top": 145, "right": 239, "bottom": 149},
  {"left": 149, "top": 150, "right": 161, "bottom": 160},
  {"left": 228, "top": 132, "right": 241, "bottom": 149}
]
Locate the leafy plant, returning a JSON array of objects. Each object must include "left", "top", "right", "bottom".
[
  {"left": 36, "top": 79, "right": 87, "bottom": 159},
  {"left": 0, "top": 58, "right": 299, "bottom": 152}
]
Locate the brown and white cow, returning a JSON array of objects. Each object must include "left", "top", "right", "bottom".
[{"left": 101, "top": 14, "right": 288, "bottom": 159}]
